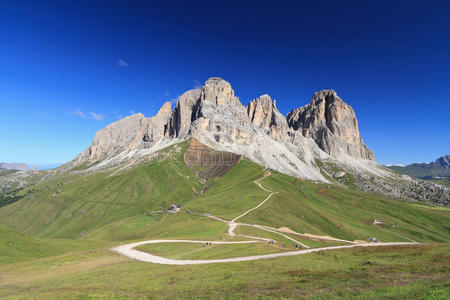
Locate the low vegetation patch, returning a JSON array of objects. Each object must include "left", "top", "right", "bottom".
[{"left": 136, "top": 241, "right": 283, "bottom": 260}]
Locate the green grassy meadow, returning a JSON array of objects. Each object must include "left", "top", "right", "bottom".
[
  {"left": 0, "top": 243, "right": 448, "bottom": 299},
  {"left": 136, "top": 241, "right": 284, "bottom": 260},
  {"left": 0, "top": 225, "right": 111, "bottom": 264},
  {"left": 0, "top": 139, "right": 449, "bottom": 298}
]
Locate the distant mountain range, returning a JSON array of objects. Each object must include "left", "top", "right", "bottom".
[
  {"left": 0, "top": 163, "right": 27, "bottom": 171},
  {"left": 387, "top": 155, "right": 450, "bottom": 179}
]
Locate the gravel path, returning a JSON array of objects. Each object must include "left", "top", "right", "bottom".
[
  {"left": 113, "top": 173, "right": 419, "bottom": 265},
  {"left": 112, "top": 240, "right": 418, "bottom": 265},
  {"left": 224, "top": 173, "right": 309, "bottom": 247}
]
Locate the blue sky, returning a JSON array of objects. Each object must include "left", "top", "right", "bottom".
[{"left": 1, "top": 0, "right": 449, "bottom": 168}]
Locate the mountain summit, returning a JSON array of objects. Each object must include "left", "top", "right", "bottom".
[
  {"left": 75, "top": 78, "right": 374, "bottom": 179},
  {"left": 287, "top": 90, "right": 374, "bottom": 160}
]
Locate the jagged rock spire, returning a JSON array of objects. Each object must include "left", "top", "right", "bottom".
[
  {"left": 247, "top": 94, "right": 288, "bottom": 140},
  {"left": 286, "top": 90, "right": 374, "bottom": 160},
  {"left": 200, "top": 77, "right": 240, "bottom": 106}
]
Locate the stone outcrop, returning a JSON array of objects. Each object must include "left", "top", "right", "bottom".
[
  {"left": 187, "top": 78, "right": 253, "bottom": 145},
  {"left": 144, "top": 101, "right": 172, "bottom": 143},
  {"left": 166, "top": 89, "right": 201, "bottom": 138},
  {"left": 199, "top": 77, "right": 240, "bottom": 106},
  {"left": 247, "top": 94, "right": 288, "bottom": 140},
  {"left": 83, "top": 113, "right": 149, "bottom": 161},
  {"left": 80, "top": 102, "right": 172, "bottom": 161},
  {"left": 286, "top": 90, "right": 375, "bottom": 160}
]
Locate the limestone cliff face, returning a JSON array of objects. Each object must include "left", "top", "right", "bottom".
[
  {"left": 76, "top": 78, "right": 374, "bottom": 171},
  {"left": 286, "top": 90, "right": 375, "bottom": 161},
  {"left": 80, "top": 102, "right": 172, "bottom": 162},
  {"left": 185, "top": 77, "right": 254, "bottom": 145},
  {"left": 247, "top": 94, "right": 288, "bottom": 140},
  {"left": 199, "top": 77, "right": 240, "bottom": 106},
  {"left": 145, "top": 101, "right": 172, "bottom": 143},
  {"left": 83, "top": 113, "right": 149, "bottom": 161},
  {"left": 166, "top": 89, "right": 201, "bottom": 138}
]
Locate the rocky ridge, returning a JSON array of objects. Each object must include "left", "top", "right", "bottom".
[
  {"left": 71, "top": 77, "right": 448, "bottom": 206},
  {"left": 432, "top": 155, "right": 450, "bottom": 169},
  {"left": 75, "top": 78, "right": 374, "bottom": 177},
  {"left": 286, "top": 90, "right": 374, "bottom": 160}
]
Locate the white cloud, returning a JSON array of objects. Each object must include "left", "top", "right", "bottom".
[
  {"left": 117, "top": 58, "right": 128, "bottom": 67},
  {"left": 90, "top": 112, "right": 105, "bottom": 121},
  {"left": 70, "top": 109, "right": 86, "bottom": 119},
  {"left": 129, "top": 110, "right": 136, "bottom": 115},
  {"left": 385, "top": 163, "right": 405, "bottom": 167},
  {"left": 193, "top": 80, "right": 202, "bottom": 89}
]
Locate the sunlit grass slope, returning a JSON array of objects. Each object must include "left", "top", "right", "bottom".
[
  {"left": 0, "top": 139, "right": 449, "bottom": 298},
  {"left": 0, "top": 225, "right": 108, "bottom": 264},
  {"left": 136, "top": 241, "right": 284, "bottom": 260},
  {"left": 0, "top": 141, "right": 202, "bottom": 239},
  {"left": 0, "top": 243, "right": 448, "bottom": 299},
  {"left": 235, "top": 171, "right": 450, "bottom": 243},
  {"left": 0, "top": 138, "right": 449, "bottom": 247}
]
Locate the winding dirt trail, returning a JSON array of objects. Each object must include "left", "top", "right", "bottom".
[
  {"left": 112, "top": 240, "right": 418, "bottom": 265},
  {"left": 230, "top": 174, "right": 278, "bottom": 224},
  {"left": 113, "top": 172, "right": 419, "bottom": 265},
  {"left": 204, "top": 172, "right": 310, "bottom": 247}
]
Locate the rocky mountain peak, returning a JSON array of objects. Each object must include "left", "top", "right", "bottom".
[
  {"left": 155, "top": 101, "right": 172, "bottom": 119},
  {"left": 286, "top": 90, "right": 375, "bottom": 161},
  {"left": 312, "top": 89, "right": 338, "bottom": 102},
  {"left": 247, "top": 94, "right": 276, "bottom": 127},
  {"left": 200, "top": 77, "right": 240, "bottom": 106},
  {"left": 76, "top": 78, "right": 376, "bottom": 179},
  {"left": 435, "top": 154, "right": 450, "bottom": 169},
  {"left": 84, "top": 113, "right": 148, "bottom": 161},
  {"left": 247, "top": 94, "right": 287, "bottom": 140}
]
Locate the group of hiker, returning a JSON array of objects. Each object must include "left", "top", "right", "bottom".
[
  {"left": 268, "top": 240, "right": 302, "bottom": 249},
  {"left": 201, "top": 240, "right": 302, "bottom": 249}
]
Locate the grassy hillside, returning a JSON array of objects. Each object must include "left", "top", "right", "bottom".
[
  {"left": 0, "top": 141, "right": 202, "bottom": 239},
  {"left": 0, "top": 225, "right": 108, "bottom": 264},
  {"left": 135, "top": 242, "right": 284, "bottom": 259},
  {"left": 183, "top": 160, "right": 268, "bottom": 219},
  {"left": 0, "top": 140, "right": 449, "bottom": 245},
  {"left": 81, "top": 159, "right": 450, "bottom": 245},
  {"left": 237, "top": 171, "right": 450, "bottom": 243},
  {"left": 1, "top": 243, "right": 448, "bottom": 299},
  {"left": 0, "top": 139, "right": 449, "bottom": 298}
]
